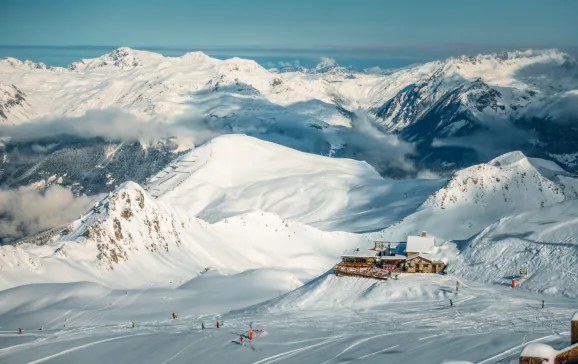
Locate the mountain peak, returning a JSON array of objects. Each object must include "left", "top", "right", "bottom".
[
  {"left": 68, "top": 47, "right": 165, "bottom": 71},
  {"left": 179, "top": 51, "right": 213, "bottom": 62},
  {"left": 488, "top": 151, "right": 528, "bottom": 168},
  {"left": 57, "top": 180, "right": 185, "bottom": 271}
]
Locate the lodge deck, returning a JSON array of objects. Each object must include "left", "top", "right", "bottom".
[{"left": 333, "top": 264, "right": 394, "bottom": 280}]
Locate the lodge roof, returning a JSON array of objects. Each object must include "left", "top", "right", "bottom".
[
  {"left": 406, "top": 235, "right": 435, "bottom": 253},
  {"left": 341, "top": 248, "right": 377, "bottom": 258}
]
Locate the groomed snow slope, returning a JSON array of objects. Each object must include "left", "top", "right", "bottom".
[
  {"left": 240, "top": 273, "right": 463, "bottom": 313},
  {"left": 1, "top": 273, "right": 577, "bottom": 364},
  {"left": 0, "top": 181, "right": 367, "bottom": 290},
  {"left": 374, "top": 151, "right": 567, "bottom": 241},
  {"left": 147, "top": 134, "right": 444, "bottom": 233},
  {"left": 450, "top": 198, "right": 578, "bottom": 298}
]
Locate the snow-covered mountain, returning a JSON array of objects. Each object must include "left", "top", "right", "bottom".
[
  {"left": 1, "top": 47, "right": 578, "bottom": 195},
  {"left": 0, "top": 180, "right": 366, "bottom": 290},
  {"left": 0, "top": 81, "right": 34, "bottom": 123},
  {"left": 145, "top": 134, "right": 444, "bottom": 233},
  {"left": 368, "top": 49, "right": 578, "bottom": 171},
  {"left": 374, "top": 151, "right": 575, "bottom": 241}
]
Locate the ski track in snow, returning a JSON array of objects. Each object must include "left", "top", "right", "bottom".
[
  {"left": 159, "top": 332, "right": 217, "bottom": 364},
  {"left": 0, "top": 281, "right": 575, "bottom": 364},
  {"left": 26, "top": 333, "right": 153, "bottom": 364}
]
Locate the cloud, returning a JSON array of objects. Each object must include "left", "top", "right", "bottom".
[
  {"left": 0, "top": 109, "right": 219, "bottom": 149},
  {"left": 431, "top": 118, "right": 539, "bottom": 162},
  {"left": 276, "top": 60, "right": 301, "bottom": 68},
  {"left": 344, "top": 111, "right": 416, "bottom": 175},
  {"left": 31, "top": 143, "right": 59, "bottom": 153},
  {"left": 524, "top": 91, "right": 578, "bottom": 123},
  {"left": 319, "top": 56, "right": 337, "bottom": 66},
  {"left": 0, "top": 185, "right": 100, "bottom": 243}
]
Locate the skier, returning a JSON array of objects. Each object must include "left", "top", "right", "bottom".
[
  {"left": 216, "top": 321, "right": 220, "bottom": 329},
  {"left": 18, "top": 328, "right": 22, "bottom": 335},
  {"left": 202, "top": 322, "right": 205, "bottom": 330},
  {"left": 456, "top": 280, "right": 460, "bottom": 292},
  {"left": 131, "top": 321, "right": 135, "bottom": 328},
  {"left": 172, "top": 312, "right": 177, "bottom": 319},
  {"left": 542, "top": 300, "right": 545, "bottom": 309},
  {"left": 450, "top": 299, "right": 453, "bottom": 307}
]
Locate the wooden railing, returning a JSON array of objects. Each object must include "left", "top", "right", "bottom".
[{"left": 333, "top": 264, "right": 392, "bottom": 280}]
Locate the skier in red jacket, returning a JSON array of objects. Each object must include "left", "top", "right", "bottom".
[{"left": 216, "top": 321, "right": 220, "bottom": 329}]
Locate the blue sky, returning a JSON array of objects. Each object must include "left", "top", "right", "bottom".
[{"left": 0, "top": 0, "right": 577, "bottom": 67}]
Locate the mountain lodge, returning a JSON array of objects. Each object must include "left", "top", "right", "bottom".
[{"left": 334, "top": 232, "right": 446, "bottom": 279}]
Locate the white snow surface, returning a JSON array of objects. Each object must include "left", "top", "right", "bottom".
[
  {"left": 375, "top": 151, "right": 567, "bottom": 241},
  {"left": 449, "top": 198, "right": 578, "bottom": 298},
  {"left": 1, "top": 142, "right": 578, "bottom": 362},
  {"left": 0, "top": 179, "right": 367, "bottom": 290},
  {"left": 406, "top": 235, "right": 436, "bottom": 253},
  {"left": 146, "top": 134, "right": 444, "bottom": 233},
  {"left": 1, "top": 273, "right": 576, "bottom": 364},
  {"left": 1, "top": 47, "right": 577, "bottom": 131}
]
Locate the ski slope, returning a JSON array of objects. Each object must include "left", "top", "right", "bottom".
[
  {"left": 450, "top": 198, "right": 578, "bottom": 297},
  {"left": 0, "top": 274, "right": 576, "bottom": 364}
]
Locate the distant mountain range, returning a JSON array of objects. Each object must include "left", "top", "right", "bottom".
[{"left": 1, "top": 47, "right": 577, "bottom": 196}]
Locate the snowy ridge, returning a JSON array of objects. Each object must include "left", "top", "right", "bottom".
[
  {"left": 57, "top": 181, "right": 185, "bottom": 270},
  {"left": 374, "top": 151, "right": 568, "bottom": 241},
  {"left": 0, "top": 178, "right": 367, "bottom": 290},
  {"left": 68, "top": 47, "right": 165, "bottom": 71},
  {"left": 0, "top": 47, "right": 350, "bottom": 126},
  {"left": 424, "top": 151, "right": 565, "bottom": 209},
  {"left": 146, "top": 134, "right": 444, "bottom": 233},
  {"left": 0, "top": 81, "right": 34, "bottom": 123}
]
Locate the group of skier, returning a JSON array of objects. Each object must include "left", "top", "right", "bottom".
[{"left": 201, "top": 320, "right": 222, "bottom": 329}]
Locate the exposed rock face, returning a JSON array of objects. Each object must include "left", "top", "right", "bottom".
[
  {"left": 0, "top": 82, "right": 33, "bottom": 122},
  {"left": 63, "top": 182, "right": 184, "bottom": 270}
]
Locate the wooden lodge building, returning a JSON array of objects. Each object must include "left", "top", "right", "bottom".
[{"left": 335, "top": 232, "right": 446, "bottom": 279}]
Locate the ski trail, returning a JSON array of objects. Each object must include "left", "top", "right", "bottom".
[
  {"left": 477, "top": 334, "right": 557, "bottom": 364},
  {"left": 27, "top": 333, "right": 151, "bottom": 364},
  {"left": 42, "top": 289, "right": 112, "bottom": 328},
  {"left": 347, "top": 344, "right": 400, "bottom": 362},
  {"left": 319, "top": 332, "right": 395, "bottom": 364},
  {"left": 418, "top": 334, "right": 439, "bottom": 340},
  {"left": 251, "top": 336, "right": 345, "bottom": 364},
  {"left": 159, "top": 333, "right": 217, "bottom": 364}
]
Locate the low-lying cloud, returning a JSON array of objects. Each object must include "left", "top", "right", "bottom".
[
  {"left": 345, "top": 111, "right": 416, "bottom": 175},
  {"left": 0, "top": 185, "right": 100, "bottom": 244},
  {"left": 431, "top": 118, "right": 539, "bottom": 162},
  {"left": 0, "top": 109, "right": 219, "bottom": 149}
]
